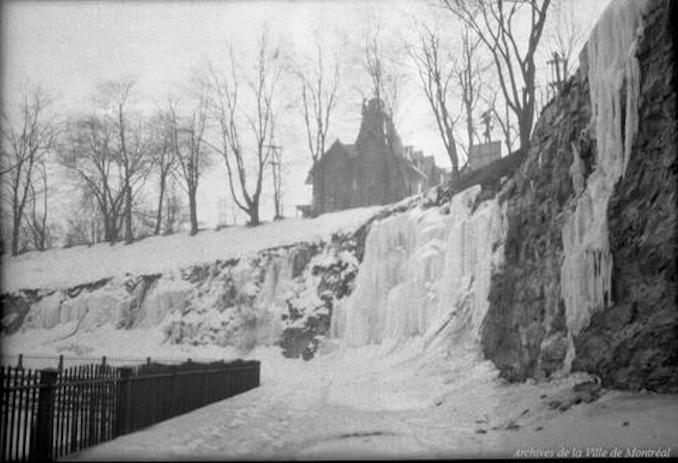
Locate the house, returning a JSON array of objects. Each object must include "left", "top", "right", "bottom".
[
  {"left": 304, "top": 98, "right": 446, "bottom": 216},
  {"left": 464, "top": 141, "right": 502, "bottom": 172}
]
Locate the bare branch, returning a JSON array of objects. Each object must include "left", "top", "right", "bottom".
[{"left": 443, "top": 0, "right": 551, "bottom": 150}]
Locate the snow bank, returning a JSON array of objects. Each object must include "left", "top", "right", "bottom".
[
  {"left": 560, "top": 0, "right": 648, "bottom": 352},
  {"left": 2, "top": 230, "right": 362, "bottom": 363},
  {"left": 332, "top": 186, "right": 507, "bottom": 352},
  {"left": 1, "top": 206, "right": 382, "bottom": 292}
]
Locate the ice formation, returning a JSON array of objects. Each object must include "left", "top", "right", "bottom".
[
  {"left": 560, "top": 0, "right": 648, "bottom": 341},
  {"left": 331, "top": 185, "right": 507, "bottom": 352}
]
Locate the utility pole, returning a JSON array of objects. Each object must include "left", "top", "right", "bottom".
[
  {"left": 265, "top": 144, "right": 283, "bottom": 220},
  {"left": 547, "top": 51, "right": 568, "bottom": 97}
]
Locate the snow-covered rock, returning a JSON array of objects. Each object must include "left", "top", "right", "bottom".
[{"left": 1, "top": 208, "right": 381, "bottom": 360}]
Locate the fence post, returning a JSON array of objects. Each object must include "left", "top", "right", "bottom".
[
  {"left": 17, "top": 353, "right": 23, "bottom": 369},
  {"left": 33, "top": 368, "right": 58, "bottom": 461},
  {"left": 58, "top": 355, "right": 64, "bottom": 372},
  {"left": 115, "top": 367, "right": 133, "bottom": 437},
  {"left": 202, "top": 370, "right": 208, "bottom": 405},
  {"left": 170, "top": 365, "right": 178, "bottom": 417}
]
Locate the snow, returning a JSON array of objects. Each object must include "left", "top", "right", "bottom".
[
  {"left": 65, "top": 344, "right": 678, "bottom": 460},
  {"left": 1, "top": 205, "right": 382, "bottom": 293},
  {"left": 3, "top": 13, "right": 675, "bottom": 452},
  {"left": 560, "top": 0, "right": 649, "bottom": 363},
  {"left": 2, "top": 218, "right": 363, "bottom": 365},
  {"left": 3, "top": 177, "right": 676, "bottom": 459}
]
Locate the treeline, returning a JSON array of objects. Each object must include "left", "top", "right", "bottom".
[
  {"left": 1, "top": 33, "right": 285, "bottom": 256},
  {"left": 0, "top": 81, "right": 208, "bottom": 255},
  {"left": 2, "top": 0, "right": 575, "bottom": 256}
]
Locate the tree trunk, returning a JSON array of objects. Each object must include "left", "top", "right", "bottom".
[
  {"left": 11, "top": 216, "right": 20, "bottom": 256},
  {"left": 124, "top": 182, "right": 133, "bottom": 244},
  {"left": 274, "top": 197, "right": 281, "bottom": 219},
  {"left": 154, "top": 175, "right": 166, "bottom": 235},
  {"left": 519, "top": 109, "right": 533, "bottom": 151},
  {"left": 188, "top": 187, "right": 198, "bottom": 235},
  {"left": 247, "top": 207, "right": 260, "bottom": 227},
  {"left": 312, "top": 162, "right": 324, "bottom": 216},
  {"left": 448, "top": 139, "right": 459, "bottom": 179},
  {"left": 103, "top": 214, "right": 111, "bottom": 243},
  {"left": 105, "top": 215, "right": 114, "bottom": 243},
  {"left": 165, "top": 193, "right": 173, "bottom": 234}
]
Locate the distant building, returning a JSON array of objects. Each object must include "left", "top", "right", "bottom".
[
  {"left": 465, "top": 141, "right": 502, "bottom": 171},
  {"left": 304, "top": 98, "right": 446, "bottom": 216}
]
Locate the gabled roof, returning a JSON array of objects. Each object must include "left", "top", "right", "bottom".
[{"left": 306, "top": 140, "right": 360, "bottom": 184}]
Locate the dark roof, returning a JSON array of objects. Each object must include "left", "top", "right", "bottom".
[
  {"left": 307, "top": 141, "right": 360, "bottom": 183},
  {"left": 343, "top": 144, "right": 359, "bottom": 158}
]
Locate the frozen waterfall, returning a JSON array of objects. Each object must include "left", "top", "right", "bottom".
[
  {"left": 331, "top": 186, "right": 507, "bottom": 351},
  {"left": 560, "top": 0, "right": 648, "bottom": 346}
]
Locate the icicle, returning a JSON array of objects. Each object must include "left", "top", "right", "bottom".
[
  {"left": 561, "top": 0, "right": 648, "bottom": 339},
  {"left": 336, "top": 185, "right": 507, "bottom": 351}
]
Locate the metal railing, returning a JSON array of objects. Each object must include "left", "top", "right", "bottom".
[{"left": 1, "top": 356, "right": 260, "bottom": 461}]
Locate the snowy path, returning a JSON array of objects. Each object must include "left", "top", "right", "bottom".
[{"left": 69, "top": 345, "right": 678, "bottom": 460}]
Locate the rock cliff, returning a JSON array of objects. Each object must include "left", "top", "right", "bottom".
[{"left": 481, "top": 0, "right": 677, "bottom": 392}]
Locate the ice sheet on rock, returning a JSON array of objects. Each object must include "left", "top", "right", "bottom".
[
  {"left": 333, "top": 185, "right": 507, "bottom": 355},
  {"left": 560, "top": 0, "right": 649, "bottom": 352}
]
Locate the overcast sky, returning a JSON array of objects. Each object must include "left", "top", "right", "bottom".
[{"left": 1, "top": 0, "right": 609, "bottom": 228}]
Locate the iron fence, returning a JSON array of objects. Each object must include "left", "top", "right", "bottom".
[{"left": 0, "top": 356, "right": 260, "bottom": 461}]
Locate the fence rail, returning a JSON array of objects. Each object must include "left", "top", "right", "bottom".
[
  {"left": 1, "top": 356, "right": 260, "bottom": 461},
  {"left": 0, "top": 353, "right": 229, "bottom": 371}
]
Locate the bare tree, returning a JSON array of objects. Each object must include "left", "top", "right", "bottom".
[
  {"left": 63, "top": 189, "right": 104, "bottom": 247},
  {"left": 408, "top": 23, "right": 485, "bottom": 178},
  {"left": 456, "top": 26, "right": 486, "bottom": 157},
  {"left": 548, "top": 0, "right": 585, "bottom": 77},
  {"left": 443, "top": 0, "right": 551, "bottom": 150},
  {"left": 167, "top": 90, "right": 209, "bottom": 236},
  {"left": 24, "top": 158, "right": 52, "bottom": 250},
  {"left": 296, "top": 41, "right": 339, "bottom": 218},
  {"left": 408, "top": 26, "right": 461, "bottom": 178},
  {"left": 208, "top": 33, "right": 283, "bottom": 226},
  {"left": 149, "top": 110, "right": 176, "bottom": 235},
  {"left": 268, "top": 143, "right": 283, "bottom": 219},
  {"left": 99, "top": 79, "right": 152, "bottom": 244},
  {"left": 298, "top": 43, "right": 340, "bottom": 166},
  {"left": 59, "top": 114, "right": 126, "bottom": 243},
  {"left": 0, "top": 88, "right": 57, "bottom": 255},
  {"left": 162, "top": 177, "right": 185, "bottom": 234},
  {"left": 362, "top": 25, "right": 402, "bottom": 119}
]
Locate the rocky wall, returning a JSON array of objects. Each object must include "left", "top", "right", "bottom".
[
  {"left": 573, "top": 0, "right": 678, "bottom": 392},
  {"left": 1, "top": 232, "right": 366, "bottom": 360},
  {"left": 480, "top": 67, "right": 592, "bottom": 382},
  {"left": 481, "top": 0, "right": 677, "bottom": 392}
]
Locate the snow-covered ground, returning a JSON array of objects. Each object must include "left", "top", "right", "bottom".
[
  {"left": 1, "top": 206, "right": 382, "bottom": 293},
  {"left": 4, "top": 186, "right": 676, "bottom": 459},
  {"left": 65, "top": 343, "right": 678, "bottom": 460}
]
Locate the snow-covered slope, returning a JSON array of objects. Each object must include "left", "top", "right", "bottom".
[
  {"left": 1, "top": 206, "right": 382, "bottom": 293},
  {"left": 1, "top": 205, "right": 381, "bottom": 362}
]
